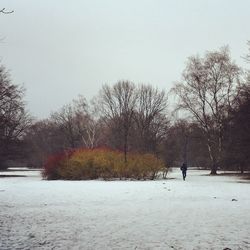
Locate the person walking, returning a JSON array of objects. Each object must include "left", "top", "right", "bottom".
[{"left": 180, "top": 163, "right": 187, "bottom": 181}]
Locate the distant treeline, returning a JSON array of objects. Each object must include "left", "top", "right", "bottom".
[{"left": 1, "top": 44, "right": 250, "bottom": 175}]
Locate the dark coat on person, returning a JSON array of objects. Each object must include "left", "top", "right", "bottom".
[{"left": 180, "top": 164, "right": 187, "bottom": 172}]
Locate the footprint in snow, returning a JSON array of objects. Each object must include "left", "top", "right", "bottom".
[{"left": 28, "top": 233, "right": 35, "bottom": 239}]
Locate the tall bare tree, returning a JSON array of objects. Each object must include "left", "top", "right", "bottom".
[
  {"left": 0, "top": 65, "right": 31, "bottom": 168},
  {"left": 135, "top": 84, "right": 168, "bottom": 153},
  {"left": 172, "top": 47, "right": 241, "bottom": 174},
  {"left": 73, "top": 96, "right": 101, "bottom": 149},
  {"left": 51, "top": 104, "right": 77, "bottom": 148},
  {"left": 99, "top": 81, "right": 137, "bottom": 162}
]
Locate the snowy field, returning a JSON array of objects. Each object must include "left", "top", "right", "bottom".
[{"left": 0, "top": 169, "right": 250, "bottom": 250}]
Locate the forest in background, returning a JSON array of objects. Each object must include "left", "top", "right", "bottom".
[{"left": 1, "top": 44, "right": 250, "bottom": 175}]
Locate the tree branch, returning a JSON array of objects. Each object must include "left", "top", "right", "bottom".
[{"left": 0, "top": 8, "right": 14, "bottom": 14}]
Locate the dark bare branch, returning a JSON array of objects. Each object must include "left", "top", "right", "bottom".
[{"left": 0, "top": 8, "right": 14, "bottom": 14}]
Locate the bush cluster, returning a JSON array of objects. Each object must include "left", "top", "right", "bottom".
[{"left": 43, "top": 148, "right": 167, "bottom": 180}]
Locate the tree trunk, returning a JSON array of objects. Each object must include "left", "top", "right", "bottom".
[
  {"left": 183, "top": 135, "right": 188, "bottom": 164},
  {"left": 210, "top": 164, "right": 217, "bottom": 175},
  {"left": 206, "top": 137, "right": 217, "bottom": 175},
  {"left": 124, "top": 132, "right": 128, "bottom": 163},
  {"left": 240, "top": 165, "right": 244, "bottom": 174}
]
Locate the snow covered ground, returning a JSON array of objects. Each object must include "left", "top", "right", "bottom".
[{"left": 0, "top": 169, "right": 249, "bottom": 250}]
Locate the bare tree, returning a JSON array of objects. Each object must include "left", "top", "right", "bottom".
[
  {"left": 99, "top": 81, "right": 137, "bottom": 162},
  {"left": 73, "top": 96, "right": 101, "bottom": 149},
  {"left": 50, "top": 96, "right": 100, "bottom": 150},
  {"left": 51, "top": 103, "right": 78, "bottom": 148},
  {"left": 0, "top": 65, "right": 31, "bottom": 168},
  {"left": 172, "top": 47, "right": 241, "bottom": 174},
  {"left": 135, "top": 84, "right": 169, "bottom": 153}
]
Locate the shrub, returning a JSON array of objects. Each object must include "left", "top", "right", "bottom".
[
  {"left": 43, "top": 148, "right": 166, "bottom": 180},
  {"left": 42, "top": 150, "right": 74, "bottom": 180}
]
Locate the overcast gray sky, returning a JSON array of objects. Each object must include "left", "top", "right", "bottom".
[{"left": 0, "top": 0, "right": 250, "bottom": 118}]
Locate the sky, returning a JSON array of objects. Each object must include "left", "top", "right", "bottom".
[{"left": 0, "top": 0, "right": 250, "bottom": 119}]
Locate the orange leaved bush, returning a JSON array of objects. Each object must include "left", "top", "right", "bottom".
[{"left": 43, "top": 148, "right": 167, "bottom": 180}]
